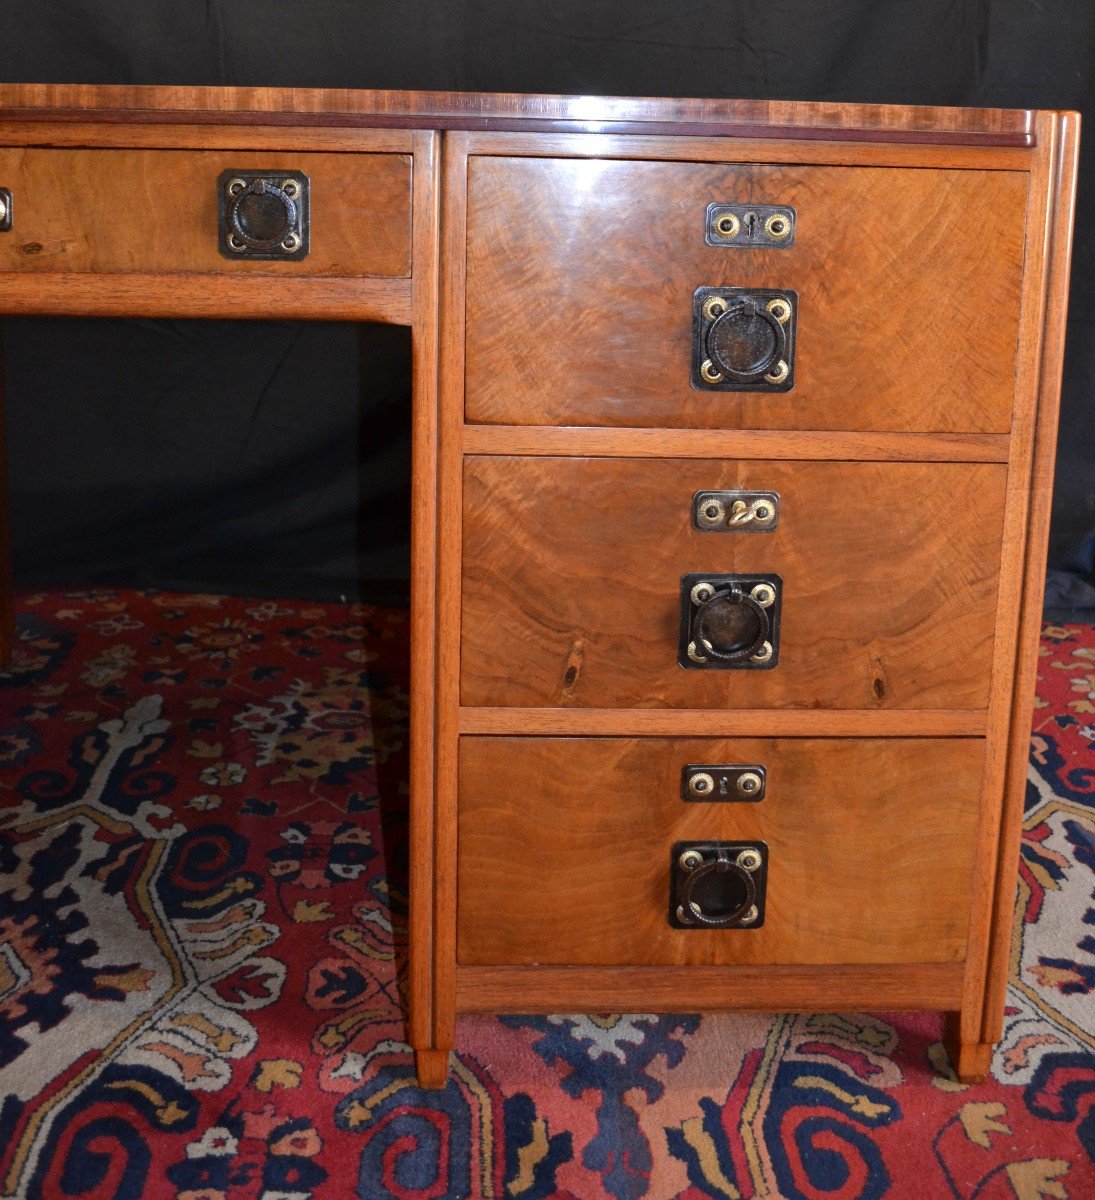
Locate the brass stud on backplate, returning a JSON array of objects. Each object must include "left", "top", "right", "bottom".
[
  {"left": 750, "top": 583, "right": 776, "bottom": 608},
  {"left": 765, "top": 297, "right": 791, "bottom": 324},
  {"left": 736, "top": 848, "right": 763, "bottom": 872},
  {"left": 736, "top": 771, "right": 763, "bottom": 797},
  {"left": 763, "top": 360, "right": 789, "bottom": 385},
  {"left": 686, "top": 640, "right": 708, "bottom": 664},
  {"left": 702, "top": 295, "right": 729, "bottom": 322},
  {"left": 690, "top": 581, "right": 716, "bottom": 606},
  {"left": 688, "top": 772, "right": 716, "bottom": 798},
  {"left": 764, "top": 212, "right": 791, "bottom": 240},
  {"left": 678, "top": 849, "right": 705, "bottom": 872},
  {"left": 715, "top": 212, "right": 741, "bottom": 239},
  {"left": 700, "top": 359, "right": 725, "bottom": 385},
  {"left": 750, "top": 641, "right": 774, "bottom": 665},
  {"left": 739, "top": 904, "right": 760, "bottom": 925},
  {"left": 697, "top": 498, "right": 727, "bottom": 529}
]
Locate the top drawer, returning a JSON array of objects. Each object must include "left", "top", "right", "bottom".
[
  {"left": 464, "top": 156, "right": 1027, "bottom": 433},
  {"left": 0, "top": 149, "right": 411, "bottom": 277}
]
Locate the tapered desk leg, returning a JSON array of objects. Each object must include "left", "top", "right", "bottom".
[{"left": 943, "top": 1012, "right": 993, "bottom": 1084}]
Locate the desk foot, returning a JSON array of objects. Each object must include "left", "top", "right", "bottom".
[
  {"left": 943, "top": 1012, "right": 993, "bottom": 1083},
  {"left": 415, "top": 1047, "right": 451, "bottom": 1089}
]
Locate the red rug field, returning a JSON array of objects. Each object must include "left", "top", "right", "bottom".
[{"left": 0, "top": 589, "right": 1092, "bottom": 1199}]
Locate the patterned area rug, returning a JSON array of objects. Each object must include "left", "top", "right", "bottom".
[{"left": 0, "top": 589, "right": 1092, "bottom": 1200}]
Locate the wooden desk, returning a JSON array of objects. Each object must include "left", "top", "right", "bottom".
[{"left": 0, "top": 86, "right": 1078, "bottom": 1088}]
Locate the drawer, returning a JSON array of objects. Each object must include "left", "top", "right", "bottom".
[
  {"left": 458, "top": 737, "right": 982, "bottom": 966},
  {"left": 464, "top": 156, "right": 1026, "bottom": 432},
  {"left": 0, "top": 148, "right": 411, "bottom": 277},
  {"left": 461, "top": 456, "right": 1006, "bottom": 710}
]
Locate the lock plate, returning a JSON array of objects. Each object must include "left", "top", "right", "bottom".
[
  {"left": 706, "top": 203, "right": 796, "bottom": 248},
  {"left": 670, "top": 841, "right": 768, "bottom": 929},
  {"left": 679, "top": 572, "right": 782, "bottom": 671},
  {"left": 693, "top": 490, "right": 780, "bottom": 532},
  {"left": 682, "top": 764, "right": 767, "bottom": 803}
]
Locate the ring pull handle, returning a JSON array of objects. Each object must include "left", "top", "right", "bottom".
[
  {"left": 218, "top": 170, "right": 309, "bottom": 260},
  {"left": 674, "top": 845, "right": 763, "bottom": 928},
  {"left": 689, "top": 583, "right": 770, "bottom": 664}
]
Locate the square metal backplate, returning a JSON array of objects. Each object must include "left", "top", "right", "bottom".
[
  {"left": 217, "top": 169, "right": 310, "bottom": 261},
  {"left": 691, "top": 286, "right": 797, "bottom": 393},
  {"left": 669, "top": 841, "right": 769, "bottom": 930},
  {"left": 678, "top": 572, "right": 782, "bottom": 671}
]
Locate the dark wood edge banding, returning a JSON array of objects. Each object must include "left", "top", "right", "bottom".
[{"left": 0, "top": 86, "right": 1039, "bottom": 147}]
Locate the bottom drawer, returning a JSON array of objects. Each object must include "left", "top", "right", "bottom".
[{"left": 457, "top": 737, "right": 983, "bottom": 967}]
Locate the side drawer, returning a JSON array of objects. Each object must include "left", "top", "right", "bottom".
[
  {"left": 461, "top": 456, "right": 1006, "bottom": 710},
  {"left": 458, "top": 736, "right": 983, "bottom": 967},
  {"left": 464, "top": 155, "right": 1026, "bottom": 432},
  {"left": 0, "top": 148, "right": 411, "bottom": 277}
]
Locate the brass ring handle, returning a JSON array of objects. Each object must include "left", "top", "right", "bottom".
[
  {"left": 225, "top": 178, "right": 299, "bottom": 252},
  {"left": 703, "top": 297, "right": 787, "bottom": 384},
  {"left": 692, "top": 585, "right": 770, "bottom": 663},
  {"left": 679, "top": 850, "right": 757, "bottom": 927}
]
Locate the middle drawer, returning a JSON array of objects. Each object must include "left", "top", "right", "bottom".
[{"left": 461, "top": 456, "right": 1006, "bottom": 710}]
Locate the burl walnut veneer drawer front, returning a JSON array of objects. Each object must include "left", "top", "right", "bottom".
[
  {"left": 464, "top": 157, "right": 1026, "bottom": 432},
  {"left": 458, "top": 737, "right": 982, "bottom": 966},
  {"left": 0, "top": 149, "right": 411, "bottom": 277},
  {"left": 461, "top": 456, "right": 1006, "bottom": 710}
]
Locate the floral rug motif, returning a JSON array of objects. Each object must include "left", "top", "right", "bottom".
[{"left": 0, "top": 590, "right": 1092, "bottom": 1199}]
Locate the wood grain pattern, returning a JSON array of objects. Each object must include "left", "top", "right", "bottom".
[
  {"left": 461, "top": 457, "right": 1006, "bottom": 711},
  {"left": 0, "top": 148, "right": 411, "bottom": 278},
  {"left": 459, "top": 963, "right": 965, "bottom": 1013},
  {"left": 0, "top": 123, "right": 414, "bottom": 153},
  {"left": 462, "top": 425, "right": 1011, "bottom": 463},
  {"left": 428, "top": 133, "right": 471, "bottom": 1062},
  {"left": 953, "top": 111, "right": 1062, "bottom": 1058},
  {"left": 458, "top": 737, "right": 983, "bottom": 966},
  {"left": 460, "top": 131, "right": 1033, "bottom": 172},
  {"left": 458, "top": 708, "right": 987, "bottom": 737},
  {"left": 981, "top": 112, "right": 1081, "bottom": 1046},
  {"left": 0, "top": 272, "right": 410, "bottom": 322},
  {"left": 464, "top": 158, "right": 1027, "bottom": 432},
  {"left": 407, "top": 131, "right": 441, "bottom": 1056},
  {"left": 0, "top": 86, "right": 1035, "bottom": 145}
]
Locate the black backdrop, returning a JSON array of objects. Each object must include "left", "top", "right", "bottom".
[{"left": 1, "top": 1, "right": 1093, "bottom": 602}]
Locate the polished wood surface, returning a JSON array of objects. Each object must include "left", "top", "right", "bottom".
[
  {"left": 464, "top": 158, "right": 1026, "bottom": 432},
  {"left": 0, "top": 88, "right": 1078, "bottom": 1090},
  {"left": 458, "top": 963, "right": 965, "bottom": 1013},
  {"left": 407, "top": 130, "right": 442, "bottom": 1060},
  {"left": 0, "top": 148, "right": 411, "bottom": 278},
  {"left": 458, "top": 708, "right": 987, "bottom": 737},
  {"left": 461, "top": 457, "right": 1006, "bottom": 710},
  {"left": 462, "top": 425, "right": 1011, "bottom": 462},
  {"left": 981, "top": 112, "right": 1081, "bottom": 1049},
  {"left": 0, "top": 86, "right": 1035, "bottom": 144},
  {"left": 458, "top": 736, "right": 983, "bottom": 966}
]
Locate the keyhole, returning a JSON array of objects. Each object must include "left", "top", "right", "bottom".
[
  {"left": 743, "top": 212, "right": 757, "bottom": 238},
  {"left": 718, "top": 775, "right": 729, "bottom": 795}
]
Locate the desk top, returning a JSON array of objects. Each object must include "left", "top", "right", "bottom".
[{"left": 0, "top": 84, "right": 1038, "bottom": 146}]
